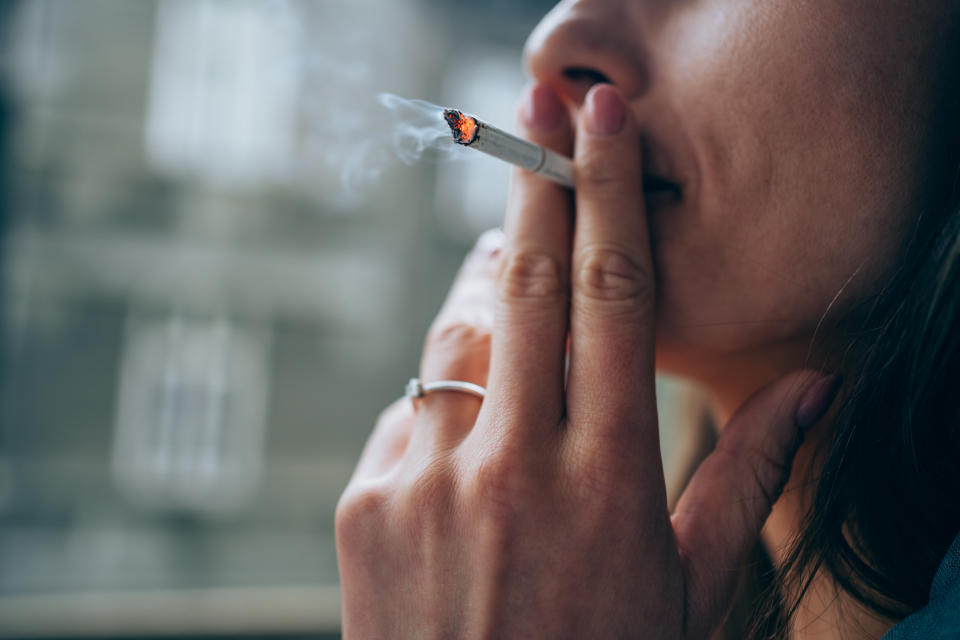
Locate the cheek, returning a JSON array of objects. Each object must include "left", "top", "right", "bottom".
[
  {"left": 647, "top": 1, "right": 924, "bottom": 363},
  {"left": 649, "top": 188, "right": 908, "bottom": 364},
  {"left": 649, "top": 211, "right": 816, "bottom": 357}
]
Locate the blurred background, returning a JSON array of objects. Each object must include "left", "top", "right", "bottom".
[{"left": 0, "top": 1, "right": 694, "bottom": 637}]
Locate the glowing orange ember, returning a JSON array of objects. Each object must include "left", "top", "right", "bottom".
[{"left": 443, "top": 109, "right": 479, "bottom": 145}]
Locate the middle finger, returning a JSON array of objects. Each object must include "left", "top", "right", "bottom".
[{"left": 566, "top": 84, "right": 659, "bottom": 453}]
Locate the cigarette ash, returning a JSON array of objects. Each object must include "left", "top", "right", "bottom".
[{"left": 443, "top": 109, "right": 479, "bottom": 146}]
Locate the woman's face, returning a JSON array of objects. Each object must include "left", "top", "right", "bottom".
[{"left": 525, "top": 0, "right": 957, "bottom": 375}]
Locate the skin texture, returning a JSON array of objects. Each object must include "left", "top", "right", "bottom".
[
  {"left": 337, "top": 84, "right": 838, "bottom": 638},
  {"left": 337, "top": 1, "right": 958, "bottom": 638},
  {"left": 525, "top": 0, "right": 954, "bottom": 382},
  {"left": 523, "top": 2, "right": 957, "bottom": 634}
]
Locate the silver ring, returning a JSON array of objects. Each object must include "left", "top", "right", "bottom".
[{"left": 405, "top": 377, "right": 486, "bottom": 401}]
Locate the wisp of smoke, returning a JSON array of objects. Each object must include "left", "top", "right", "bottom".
[
  {"left": 326, "top": 93, "right": 466, "bottom": 201},
  {"left": 376, "top": 93, "right": 463, "bottom": 165}
]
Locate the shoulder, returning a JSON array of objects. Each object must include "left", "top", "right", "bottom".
[{"left": 882, "top": 531, "right": 960, "bottom": 639}]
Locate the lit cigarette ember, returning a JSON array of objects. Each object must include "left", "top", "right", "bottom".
[{"left": 443, "top": 108, "right": 574, "bottom": 188}]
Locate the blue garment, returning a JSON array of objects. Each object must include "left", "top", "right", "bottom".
[{"left": 882, "top": 532, "right": 960, "bottom": 639}]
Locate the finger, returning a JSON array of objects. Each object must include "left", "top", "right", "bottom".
[
  {"left": 437, "top": 228, "right": 503, "bottom": 330},
  {"left": 671, "top": 370, "right": 842, "bottom": 632},
  {"left": 482, "top": 82, "right": 574, "bottom": 436},
  {"left": 413, "top": 229, "right": 503, "bottom": 450},
  {"left": 349, "top": 398, "right": 416, "bottom": 485},
  {"left": 565, "top": 84, "right": 658, "bottom": 453}
]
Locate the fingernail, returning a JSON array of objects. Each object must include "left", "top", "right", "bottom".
[
  {"left": 585, "top": 84, "right": 625, "bottom": 136},
  {"left": 522, "top": 83, "right": 565, "bottom": 132},
  {"left": 471, "top": 228, "right": 504, "bottom": 259},
  {"left": 795, "top": 374, "right": 843, "bottom": 433}
]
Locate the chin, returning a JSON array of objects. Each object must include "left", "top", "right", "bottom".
[{"left": 652, "top": 298, "right": 761, "bottom": 379}]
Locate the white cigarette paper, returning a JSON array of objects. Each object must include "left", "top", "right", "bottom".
[{"left": 443, "top": 109, "right": 574, "bottom": 188}]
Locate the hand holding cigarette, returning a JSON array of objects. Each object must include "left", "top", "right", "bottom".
[{"left": 337, "top": 83, "right": 833, "bottom": 638}]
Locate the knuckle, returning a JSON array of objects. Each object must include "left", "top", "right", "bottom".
[
  {"left": 472, "top": 452, "right": 517, "bottom": 496},
  {"left": 748, "top": 447, "right": 791, "bottom": 510},
  {"left": 335, "top": 485, "right": 390, "bottom": 553},
  {"left": 425, "top": 320, "right": 491, "bottom": 356},
  {"left": 715, "top": 441, "right": 788, "bottom": 518},
  {"left": 401, "top": 461, "right": 458, "bottom": 521},
  {"left": 463, "top": 448, "right": 531, "bottom": 524},
  {"left": 574, "top": 245, "right": 653, "bottom": 307},
  {"left": 497, "top": 249, "right": 568, "bottom": 303}
]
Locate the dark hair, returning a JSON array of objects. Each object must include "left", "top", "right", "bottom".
[{"left": 745, "top": 159, "right": 960, "bottom": 636}]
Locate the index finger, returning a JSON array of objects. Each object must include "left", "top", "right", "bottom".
[
  {"left": 480, "top": 82, "right": 574, "bottom": 437},
  {"left": 565, "top": 84, "right": 659, "bottom": 454}
]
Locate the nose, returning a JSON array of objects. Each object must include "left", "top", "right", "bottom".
[{"left": 524, "top": 0, "right": 650, "bottom": 106}]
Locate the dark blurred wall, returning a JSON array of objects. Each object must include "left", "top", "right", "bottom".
[
  {"left": 0, "top": 1, "right": 525, "bottom": 635},
  {"left": 0, "top": 1, "right": 17, "bottom": 449}
]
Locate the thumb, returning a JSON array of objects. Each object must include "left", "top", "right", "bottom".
[{"left": 670, "top": 369, "right": 842, "bottom": 633}]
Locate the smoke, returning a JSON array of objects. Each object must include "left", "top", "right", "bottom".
[
  {"left": 377, "top": 93, "right": 463, "bottom": 166},
  {"left": 311, "top": 92, "right": 464, "bottom": 201},
  {"left": 245, "top": 0, "right": 461, "bottom": 206}
]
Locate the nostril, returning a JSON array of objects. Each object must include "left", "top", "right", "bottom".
[
  {"left": 560, "top": 68, "right": 612, "bottom": 104},
  {"left": 563, "top": 67, "right": 610, "bottom": 86}
]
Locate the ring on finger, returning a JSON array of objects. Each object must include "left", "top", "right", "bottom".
[{"left": 404, "top": 377, "right": 486, "bottom": 408}]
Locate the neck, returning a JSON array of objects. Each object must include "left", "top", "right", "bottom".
[{"left": 672, "top": 338, "right": 896, "bottom": 639}]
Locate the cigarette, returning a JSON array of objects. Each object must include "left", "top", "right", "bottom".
[{"left": 443, "top": 109, "right": 574, "bottom": 188}]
